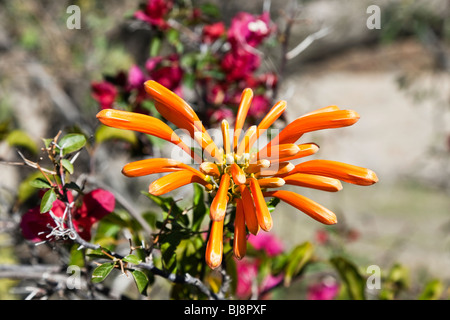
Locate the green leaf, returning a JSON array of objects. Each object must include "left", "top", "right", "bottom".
[
  {"left": 200, "top": 3, "right": 220, "bottom": 18},
  {"left": 167, "top": 29, "right": 180, "bottom": 45},
  {"left": 387, "top": 263, "right": 410, "bottom": 288},
  {"left": 418, "top": 279, "right": 443, "bottom": 300},
  {"left": 69, "top": 244, "right": 85, "bottom": 268},
  {"left": 58, "top": 133, "right": 86, "bottom": 155},
  {"left": 142, "top": 192, "right": 189, "bottom": 226},
  {"left": 60, "top": 159, "right": 74, "bottom": 174},
  {"left": 95, "top": 125, "right": 137, "bottom": 146},
  {"left": 379, "top": 264, "right": 410, "bottom": 300},
  {"left": 266, "top": 197, "right": 280, "bottom": 213},
  {"left": 86, "top": 248, "right": 111, "bottom": 260},
  {"left": 176, "top": 237, "right": 204, "bottom": 276},
  {"left": 29, "top": 177, "right": 52, "bottom": 189},
  {"left": 132, "top": 270, "right": 149, "bottom": 295},
  {"left": 330, "top": 256, "right": 366, "bottom": 300},
  {"left": 142, "top": 211, "right": 158, "bottom": 229},
  {"left": 284, "top": 241, "right": 314, "bottom": 286},
  {"left": 149, "top": 36, "right": 161, "bottom": 57},
  {"left": 160, "top": 232, "right": 182, "bottom": 273},
  {"left": 6, "top": 129, "right": 38, "bottom": 154},
  {"left": 40, "top": 189, "right": 57, "bottom": 213},
  {"left": 42, "top": 138, "right": 53, "bottom": 149},
  {"left": 123, "top": 254, "right": 142, "bottom": 265},
  {"left": 91, "top": 262, "right": 115, "bottom": 283},
  {"left": 192, "top": 183, "right": 207, "bottom": 231},
  {"left": 64, "top": 182, "right": 82, "bottom": 192},
  {"left": 18, "top": 171, "right": 45, "bottom": 203}
]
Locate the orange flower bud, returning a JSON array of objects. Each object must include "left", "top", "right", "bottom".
[
  {"left": 255, "top": 162, "right": 295, "bottom": 177},
  {"left": 199, "top": 162, "right": 221, "bottom": 178},
  {"left": 264, "top": 190, "right": 337, "bottom": 225},
  {"left": 221, "top": 119, "right": 231, "bottom": 155},
  {"left": 288, "top": 160, "right": 378, "bottom": 186},
  {"left": 230, "top": 163, "right": 246, "bottom": 185},
  {"left": 245, "top": 159, "right": 271, "bottom": 174},
  {"left": 96, "top": 109, "right": 193, "bottom": 159},
  {"left": 239, "top": 185, "right": 260, "bottom": 235},
  {"left": 233, "top": 88, "right": 253, "bottom": 152},
  {"left": 205, "top": 219, "right": 224, "bottom": 269},
  {"left": 210, "top": 173, "right": 230, "bottom": 221},
  {"left": 149, "top": 170, "right": 212, "bottom": 196},
  {"left": 249, "top": 178, "right": 272, "bottom": 232},
  {"left": 256, "top": 177, "right": 286, "bottom": 188},
  {"left": 233, "top": 198, "right": 247, "bottom": 260},
  {"left": 123, "top": 158, "right": 205, "bottom": 178},
  {"left": 270, "top": 143, "right": 319, "bottom": 163},
  {"left": 283, "top": 173, "right": 343, "bottom": 192},
  {"left": 255, "top": 143, "right": 300, "bottom": 160}
]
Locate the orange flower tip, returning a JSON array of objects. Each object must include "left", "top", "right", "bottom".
[
  {"left": 349, "top": 109, "right": 360, "bottom": 120},
  {"left": 210, "top": 174, "right": 230, "bottom": 221},
  {"left": 200, "top": 162, "right": 220, "bottom": 178},
  {"left": 143, "top": 80, "right": 164, "bottom": 97},
  {"left": 121, "top": 166, "right": 136, "bottom": 177},
  {"left": 261, "top": 221, "right": 273, "bottom": 232},
  {"left": 259, "top": 159, "right": 271, "bottom": 168},
  {"left": 256, "top": 177, "right": 286, "bottom": 188},
  {"left": 284, "top": 162, "right": 295, "bottom": 173},
  {"left": 365, "top": 169, "right": 379, "bottom": 185},
  {"left": 327, "top": 215, "right": 338, "bottom": 225},
  {"left": 148, "top": 184, "right": 160, "bottom": 196},
  {"left": 230, "top": 163, "right": 246, "bottom": 185},
  {"left": 234, "top": 253, "right": 245, "bottom": 261},
  {"left": 210, "top": 208, "right": 227, "bottom": 221},
  {"left": 96, "top": 109, "right": 116, "bottom": 123},
  {"left": 221, "top": 119, "right": 230, "bottom": 129},
  {"left": 207, "top": 257, "right": 222, "bottom": 270},
  {"left": 309, "top": 143, "right": 320, "bottom": 153}
]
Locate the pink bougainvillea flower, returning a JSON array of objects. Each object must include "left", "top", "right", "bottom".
[
  {"left": 127, "top": 64, "right": 146, "bottom": 90},
  {"left": 247, "top": 95, "right": 270, "bottom": 119},
  {"left": 202, "top": 22, "right": 226, "bottom": 44},
  {"left": 221, "top": 48, "right": 261, "bottom": 82},
  {"left": 246, "top": 72, "right": 278, "bottom": 91},
  {"left": 145, "top": 54, "right": 183, "bottom": 95},
  {"left": 20, "top": 189, "right": 115, "bottom": 242},
  {"left": 236, "top": 232, "right": 284, "bottom": 299},
  {"left": 91, "top": 81, "right": 118, "bottom": 109},
  {"left": 228, "top": 11, "right": 272, "bottom": 49},
  {"left": 208, "top": 108, "right": 234, "bottom": 124},
  {"left": 235, "top": 260, "right": 283, "bottom": 299},
  {"left": 307, "top": 278, "right": 340, "bottom": 300},
  {"left": 248, "top": 233, "right": 284, "bottom": 257},
  {"left": 96, "top": 80, "right": 378, "bottom": 269},
  {"left": 235, "top": 259, "right": 284, "bottom": 299},
  {"left": 134, "top": 0, "right": 173, "bottom": 29},
  {"left": 235, "top": 260, "right": 258, "bottom": 298}
]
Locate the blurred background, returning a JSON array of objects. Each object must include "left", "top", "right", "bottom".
[{"left": 1, "top": 0, "right": 450, "bottom": 299}]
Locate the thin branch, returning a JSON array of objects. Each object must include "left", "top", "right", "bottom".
[
  {"left": 3, "top": 150, "right": 57, "bottom": 175},
  {"left": 285, "top": 26, "right": 331, "bottom": 60}
]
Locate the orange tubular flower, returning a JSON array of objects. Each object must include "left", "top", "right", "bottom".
[
  {"left": 96, "top": 81, "right": 378, "bottom": 269},
  {"left": 205, "top": 219, "right": 224, "bottom": 269},
  {"left": 148, "top": 170, "right": 213, "bottom": 196},
  {"left": 263, "top": 190, "right": 337, "bottom": 225},
  {"left": 122, "top": 158, "right": 205, "bottom": 178},
  {"left": 233, "top": 198, "right": 247, "bottom": 260},
  {"left": 210, "top": 173, "right": 231, "bottom": 221}
]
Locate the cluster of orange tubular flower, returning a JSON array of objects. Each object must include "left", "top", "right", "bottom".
[{"left": 96, "top": 80, "right": 378, "bottom": 270}]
